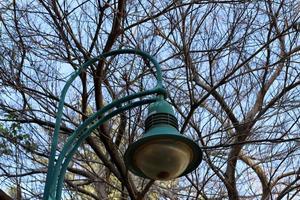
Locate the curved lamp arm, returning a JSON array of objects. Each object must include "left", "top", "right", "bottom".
[{"left": 43, "top": 49, "right": 166, "bottom": 200}]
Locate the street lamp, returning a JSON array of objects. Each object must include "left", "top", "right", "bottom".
[
  {"left": 125, "top": 100, "right": 202, "bottom": 180},
  {"left": 43, "top": 49, "right": 202, "bottom": 200}
]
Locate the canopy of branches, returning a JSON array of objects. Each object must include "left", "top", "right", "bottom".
[{"left": 0, "top": 0, "right": 300, "bottom": 199}]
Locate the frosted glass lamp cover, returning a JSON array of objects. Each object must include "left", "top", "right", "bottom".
[{"left": 134, "top": 139, "right": 192, "bottom": 180}]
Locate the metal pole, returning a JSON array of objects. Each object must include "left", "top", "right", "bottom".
[{"left": 43, "top": 49, "right": 166, "bottom": 200}]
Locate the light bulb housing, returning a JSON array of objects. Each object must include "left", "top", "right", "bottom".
[{"left": 124, "top": 100, "right": 202, "bottom": 180}]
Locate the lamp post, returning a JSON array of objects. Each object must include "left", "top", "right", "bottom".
[{"left": 43, "top": 49, "right": 202, "bottom": 200}]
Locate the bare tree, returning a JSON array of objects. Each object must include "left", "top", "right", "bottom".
[{"left": 1, "top": 0, "right": 300, "bottom": 199}]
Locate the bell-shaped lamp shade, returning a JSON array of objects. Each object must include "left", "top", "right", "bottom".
[{"left": 124, "top": 100, "right": 202, "bottom": 180}]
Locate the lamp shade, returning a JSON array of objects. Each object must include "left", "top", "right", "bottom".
[{"left": 124, "top": 100, "right": 202, "bottom": 180}]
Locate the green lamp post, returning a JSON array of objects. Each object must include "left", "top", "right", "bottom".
[{"left": 43, "top": 49, "right": 202, "bottom": 200}]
